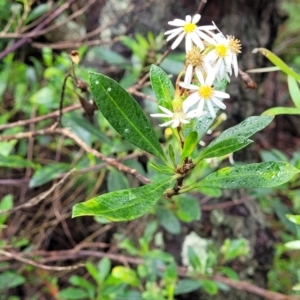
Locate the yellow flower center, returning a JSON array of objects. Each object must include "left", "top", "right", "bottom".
[
  {"left": 198, "top": 85, "right": 213, "bottom": 99},
  {"left": 186, "top": 47, "right": 205, "bottom": 66},
  {"left": 184, "top": 23, "right": 196, "bottom": 33},
  {"left": 228, "top": 36, "right": 242, "bottom": 54},
  {"left": 215, "top": 44, "right": 228, "bottom": 58}
]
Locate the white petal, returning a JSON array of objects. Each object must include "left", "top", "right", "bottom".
[
  {"left": 150, "top": 113, "right": 170, "bottom": 118},
  {"left": 195, "top": 68, "right": 204, "bottom": 85},
  {"left": 199, "top": 25, "right": 218, "bottom": 31},
  {"left": 185, "top": 34, "right": 193, "bottom": 52},
  {"left": 184, "top": 64, "right": 194, "bottom": 85},
  {"left": 179, "top": 82, "right": 199, "bottom": 90},
  {"left": 192, "top": 14, "right": 201, "bottom": 24},
  {"left": 171, "top": 119, "right": 180, "bottom": 128},
  {"left": 165, "top": 27, "right": 184, "bottom": 36},
  {"left": 168, "top": 19, "right": 186, "bottom": 26},
  {"left": 196, "top": 99, "right": 205, "bottom": 116},
  {"left": 211, "top": 97, "right": 226, "bottom": 109},
  {"left": 166, "top": 28, "right": 184, "bottom": 41},
  {"left": 205, "top": 70, "right": 215, "bottom": 86},
  {"left": 211, "top": 21, "right": 224, "bottom": 37},
  {"left": 205, "top": 51, "right": 218, "bottom": 65},
  {"left": 197, "top": 30, "right": 216, "bottom": 45},
  {"left": 186, "top": 109, "right": 198, "bottom": 118},
  {"left": 213, "top": 90, "right": 230, "bottom": 99},
  {"left": 158, "top": 105, "right": 174, "bottom": 115},
  {"left": 206, "top": 101, "right": 216, "bottom": 118},
  {"left": 183, "top": 92, "right": 200, "bottom": 111},
  {"left": 190, "top": 32, "right": 204, "bottom": 50},
  {"left": 159, "top": 119, "right": 175, "bottom": 127},
  {"left": 185, "top": 15, "right": 192, "bottom": 23},
  {"left": 232, "top": 55, "right": 238, "bottom": 77},
  {"left": 171, "top": 32, "right": 185, "bottom": 49},
  {"left": 179, "top": 118, "right": 190, "bottom": 124}
]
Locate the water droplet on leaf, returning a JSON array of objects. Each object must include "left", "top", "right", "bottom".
[
  {"left": 95, "top": 81, "right": 99, "bottom": 85},
  {"left": 107, "top": 87, "right": 112, "bottom": 92}
]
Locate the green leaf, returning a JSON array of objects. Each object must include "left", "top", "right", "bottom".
[
  {"left": 197, "top": 186, "right": 222, "bottom": 197},
  {"left": 288, "top": 75, "right": 300, "bottom": 108},
  {"left": 107, "top": 169, "right": 130, "bottom": 192},
  {"left": 168, "top": 144, "right": 176, "bottom": 166},
  {"left": 220, "top": 266, "right": 239, "bottom": 280},
  {"left": 198, "top": 137, "right": 253, "bottom": 160},
  {"left": 98, "top": 257, "right": 111, "bottom": 283},
  {"left": 262, "top": 107, "right": 300, "bottom": 116},
  {"left": 89, "top": 72, "right": 165, "bottom": 160},
  {"left": 181, "top": 131, "right": 198, "bottom": 161},
  {"left": 62, "top": 112, "right": 111, "bottom": 145},
  {"left": 0, "top": 154, "right": 36, "bottom": 168},
  {"left": 69, "top": 275, "right": 95, "bottom": 298},
  {"left": 199, "top": 116, "right": 273, "bottom": 160},
  {"left": 252, "top": 48, "right": 300, "bottom": 81},
  {"left": 286, "top": 214, "right": 300, "bottom": 225},
  {"left": 176, "top": 195, "right": 201, "bottom": 222},
  {"left": 201, "top": 279, "right": 218, "bottom": 295},
  {"left": 0, "top": 194, "right": 13, "bottom": 226},
  {"left": 112, "top": 266, "right": 139, "bottom": 287},
  {"left": 25, "top": 3, "right": 51, "bottom": 23},
  {"left": 85, "top": 262, "right": 100, "bottom": 285},
  {"left": 0, "top": 272, "right": 25, "bottom": 290},
  {"left": 193, "top": 162, "right": 299, "bottom": 189},
  {"left": 174, "top": 279, "right": 202, "bottom": 295},
  {"left": 285, "top": 240, "right": 300, "bottom": 250},
  {"left": 149, "top": 65, "right": 174, "bottom": 110},
  {"left": 220, "top": 238, "right": 249, "bottom": 262},
  {"left": 92, "top": 46, "right": 129, "bottom": 65},
  {"left": 58, "top": 287, "right": 90, "bottom": 300},
  {"left": 149, "top": 162, "right": 174, "bottom": 174},
  {"left": 29, "top": 163, "right": 70, "bottom": 188},
  {"left": 72, "top": 179, "right": 171, "bottom": 221},
  {"left": 142, "top": 221, "right": 158, "bottom": 244},
  {"left": 187, "top": 246, "right": 202, "bottom": 271},
  {"left": 156, "top": 207, "right": 181, "bottom": 234}
]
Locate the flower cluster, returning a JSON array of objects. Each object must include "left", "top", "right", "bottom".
[{"left": 151, "top": 14, "right": 241, "bottom": 127}]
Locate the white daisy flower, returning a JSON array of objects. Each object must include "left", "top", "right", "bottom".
[
  {"left": 164, "top": 14, "right": 216, "bottom": 52},
  {"left": 150, "top": 105, "right": 199, "bottom": 128},
  {"left": 180, "top": 70, "right": 230, "bottom": 119},
  {"left": 184, "top": 47, "right": 212, "bottom": 85},
  {"left": 205, "top": 24, "right": 241, "bottom": 80}
]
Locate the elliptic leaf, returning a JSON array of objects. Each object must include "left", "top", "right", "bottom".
[
  {"left": 181, "top": 131, "right": 198, "bottom": 161},
  {"left": 89, "top": 72, "right": 165, "bottom": 160},
  {"left": 29, "top": 163, "right": 69, "bottom": 188},
  {"left": 150, "top": 65, "right": 174, "bottom": 110},
  {"left": 197, "top": 116, "right": 273, "bottom": 160},
  {"left": 193, "top": 162, "right": 299, "bottom": 189},
  {"left": 72, "top": 179, "right": 171, "bottom": 221}
]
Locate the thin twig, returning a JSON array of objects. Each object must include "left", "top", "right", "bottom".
[
  {"left": 0, "top": 169, "right": 75, "bottom": 216},
  {"left": 0, "top": 128, "right": 150, "bottom": 184},
  {"left": 0, "top": 104, "right": 81, "bottom": 131},
  {"left": 0, "top": 249, "right": 83, "bottom": 271},
  {"left": 0, "top": 0, "right": 77, "bottom": 60},
  {"left": 17, "top": 249, "right": 298, "bottom": 300},
  {"left": 239, "top": 68, "right": 257, "bottom": 89}
]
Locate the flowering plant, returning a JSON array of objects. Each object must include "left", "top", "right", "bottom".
[{"left": 72, "top": 14, "right": 299, "bottom": 221}]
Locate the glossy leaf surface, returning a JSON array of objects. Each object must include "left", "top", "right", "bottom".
[
  {"left": 89, "top": 72, "right": 165, "bottom": 160},
  {"left": 193, "top": 162, "right": 299, "bottom": 189},
  {"left": 72, "top": 179, "right": 171, "bottom": 221}
]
